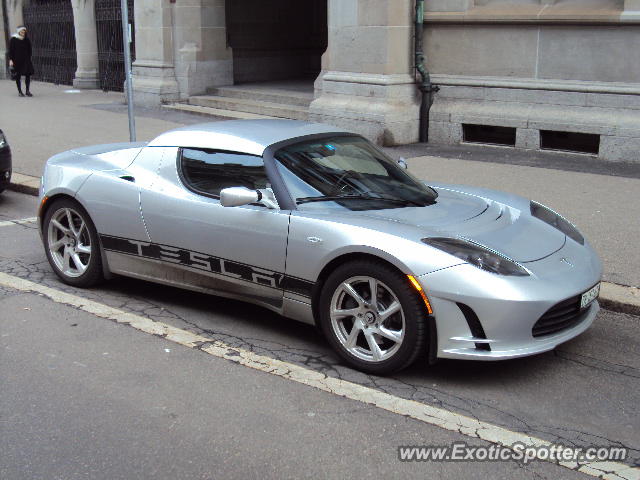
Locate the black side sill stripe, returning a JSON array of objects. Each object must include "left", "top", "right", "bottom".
[{"left": 100, "top": 234, "right": 314, "bottom": 298}]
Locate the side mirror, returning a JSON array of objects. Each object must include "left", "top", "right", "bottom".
[
  {"left": 220, "top": 186, "right": 279, "bottom": 209},
  {"left": 220, "top": 187, "right": 259, "bottom": 207},
  {"left": 397, "top": 157, "right": 408, "bottom": 170}
]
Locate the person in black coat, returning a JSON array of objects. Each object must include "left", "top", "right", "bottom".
[{"left": 8, "top": 26, "right": 35, "bottom": 97}]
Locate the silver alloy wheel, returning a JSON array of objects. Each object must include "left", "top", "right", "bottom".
[
  {"left": 47, "top": 207, "right": 92, "bottom": 278},
  {"left": 329, "top": 275, "right": 405, "bottom": 363}
]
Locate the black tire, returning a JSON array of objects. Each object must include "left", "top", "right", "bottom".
[
  {"left": 43, "top": 198, "right": 103, "bottom": 287},
  {"left": 319, "top": 260, "right": 428, "bottom": 375}
]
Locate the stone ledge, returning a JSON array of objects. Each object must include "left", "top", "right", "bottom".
[
  {"left": 310, "top": 95, "right": 419, "bottom": 125},
  {"left": 322, "top": 71, "right": 417, "bottom": 86},
  {"left": 431, "top": 98, "right": 640, "bottom": 138},
  {"left": 424, "top": 5, "right": 637, "bottom": 24},
  {"left": 430, "top": 75, "right": 640, "bottom": 96}
]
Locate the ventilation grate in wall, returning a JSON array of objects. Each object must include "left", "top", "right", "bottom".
[
  {"left": 462, "top": 124, "right": 516, "bottom": 147},
  {"left": 540, "top": 131, "right": 600, "bottom": 155}
]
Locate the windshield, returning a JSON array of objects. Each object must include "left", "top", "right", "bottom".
[{"left": 274, "top": 135, "right": 438, "bottom": 211}]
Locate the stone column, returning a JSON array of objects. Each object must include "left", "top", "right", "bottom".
[
  {"left": 71, "top": 0, "right": 99, "bottom": 89},
  {"left": 2, "top": 0, "right": 24, "bottom": 79},
  {"left": 309, "top": 0, "right": 419, "bottom": 145},
  {"left": 0, "top": 7, "right": 5, "bottom": 79},
  {"left": 6, "top": 0, "right": 24, "bottom": 31},
  {"left": 622, "top": 1, "right": 640, "bottom": 20},
  {"left": 132, "top": 0, "right": 180, "bottom": 105},
  {"left": 171, "top": 0, "right": 232, "bottom": 97}
]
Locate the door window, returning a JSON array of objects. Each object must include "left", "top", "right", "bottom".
[{"left": 179, "top": 148, "right": 269, "bottom": 198}]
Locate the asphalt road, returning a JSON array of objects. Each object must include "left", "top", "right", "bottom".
[{"left": 0, "top": 189, "right": 638, "bottom": 479}]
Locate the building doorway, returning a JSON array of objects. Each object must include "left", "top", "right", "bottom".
[{"left": 225, "top": 0, "right": 327, "bottom": 84}]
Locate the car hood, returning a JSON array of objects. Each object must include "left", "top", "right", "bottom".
[{"left": 316, "top": 185, "right": 566, "bottom": 263}]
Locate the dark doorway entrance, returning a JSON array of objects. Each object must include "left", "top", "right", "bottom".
[
  {"left": 95, "top": 0, "right": 135, "bottom": 92},
  {"left": 22, "top": 0, "right": 77, "bottom": 85},
  {"left": 225, "top": 0, "right": 327, "bottom": 84}
]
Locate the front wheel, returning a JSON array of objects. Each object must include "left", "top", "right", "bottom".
[
  {"left": 319, "top": 260, "right": 429, "bottom": 375},
  {"left": 43, "top": 198, "right": 103, "bottom": 287}
]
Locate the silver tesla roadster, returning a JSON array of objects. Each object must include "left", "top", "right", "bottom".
[{"left": 38, "top": 120, "right": 602, "bottom": 374}]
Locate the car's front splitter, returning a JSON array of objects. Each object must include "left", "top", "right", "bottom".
[{"left": 434, "top": 301, "right": 598, "bottom": 360}]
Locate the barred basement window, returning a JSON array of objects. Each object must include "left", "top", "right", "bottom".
[
  {"left": 462, "top": 124, "right": 516, "bottom": 147},
  {"left": 540, "top": 131, "right": 600, "bottom": 155}
]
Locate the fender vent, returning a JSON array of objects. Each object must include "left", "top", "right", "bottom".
[{"left": 456, "top": 302, "right": 491, "bottom": 351}]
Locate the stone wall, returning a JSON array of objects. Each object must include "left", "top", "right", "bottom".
[
  {"left": 131, "top": 0, "right": 233, "bottom": 105},
  {"left": 424, "top": 0, "right": 640, "bottom": 161},
  {"left": 309, "top": 0, "right": 420, "bottom": 146},
  {"left": 171, "top": 0, "right": 233, "bottom": 98}
]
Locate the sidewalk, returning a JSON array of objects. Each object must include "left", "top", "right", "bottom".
[
  {"left": 0, "top": 81, "right": 189, "bottom": 177},
  {"left": 1, "top": 80, "right": 638, "bottom": 307}
]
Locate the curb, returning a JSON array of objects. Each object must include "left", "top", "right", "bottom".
[
  {"left": 599, "top": 283, "right": 640, "bottom": 317},
  {"left": 7, "top": 174, "right": 640, "bottom": 316},
  {"left": 8, "top": 173, "right": 40, "bottom": 196}
]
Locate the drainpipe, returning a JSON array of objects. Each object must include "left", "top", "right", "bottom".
[{"left": 414, "top": 0, "right": 438, "bottom": 143}]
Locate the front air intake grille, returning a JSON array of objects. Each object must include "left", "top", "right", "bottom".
[{"left": 532, "top": 295, "right": 584, "bottom": 337}]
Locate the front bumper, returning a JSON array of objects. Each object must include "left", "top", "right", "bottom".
[{"left": 419, "top": 237, "right": 602, "bottom": 361}]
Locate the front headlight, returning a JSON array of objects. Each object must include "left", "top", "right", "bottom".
[
  {"left": 0, "top": 132, "right": 6, "bottom": 148},
  {"left": 422, "top": 237, "right": 529, "bottom": 276},
  {"left": 530, "top": 201, "right": 584, "bottom": 245}
]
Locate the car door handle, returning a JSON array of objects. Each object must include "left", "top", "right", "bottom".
[{"left": 119, "top": 175, "right": 135, "bottom": 183}]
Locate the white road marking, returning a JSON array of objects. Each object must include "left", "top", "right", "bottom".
[
  {"left": 0, "top": 217, "right": 37, "bottom": 228},
  {"left": 0, "top": 271, "right": 637, "bottom": 480}
]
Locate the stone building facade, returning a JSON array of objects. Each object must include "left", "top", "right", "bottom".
[
  {"left": 2, "top": 0, "right": 640, "bottom": 161},
  {"left": 425, "top": 0, "right": 640, "bottom": 161}
]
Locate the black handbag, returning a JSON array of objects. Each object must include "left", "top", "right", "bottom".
[{"left": 9, "top": 65, "right": 17, "bottom": 80}]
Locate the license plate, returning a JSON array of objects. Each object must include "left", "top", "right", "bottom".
[{"left": 580, "top": 283, "right": 600, "bottom": 309}]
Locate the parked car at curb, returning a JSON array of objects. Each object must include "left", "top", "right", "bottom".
[
  {"left": 0, "top": 129, "right": 11, "bottom": 193},
  {"left": 37, "top": 120, "right": 602, "bottom": 374}
]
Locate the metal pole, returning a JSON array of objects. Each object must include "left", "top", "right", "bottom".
[{"left": 120, "top": 0, "right": 136, "bottom": 142}]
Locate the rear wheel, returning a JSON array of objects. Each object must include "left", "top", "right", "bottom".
[
  {"left": 319, "top": 260, "right": 428, "bottom": 375},
  {"left": 43, "top": 199, "right": 103, "bottom": 287}
]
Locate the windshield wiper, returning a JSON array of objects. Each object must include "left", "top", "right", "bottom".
[{"left": 296, "top": 194, "right": 424, "bottom": 206}]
